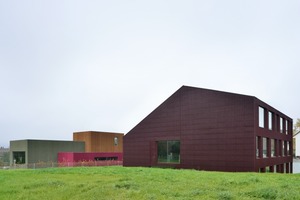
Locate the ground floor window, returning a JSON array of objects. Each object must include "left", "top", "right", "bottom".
[
  {"left": 282, "top": 141, "right": 285, "bottom": 156},
  {"left": 271, "top": 139, "right": 275, "bottom": 157},
  {"left": 263, "top": 137, "right": 267, "bottom": 158},
  {"left": 157, "top": 140, "right": 180, "bottom": 163},
  {"left": 13, "top": 151, "right": 25, "bottom": 164},
  {"left": 94, "top": 157, "right": 118, "bottom": 161},
  {"left": 259, "top": 162, "right": 292, "bottom": 173},
  {"left": 287, "top": 141, "right": 291, "bottom": 156},
  {"left": 256, "top": 136, "right": 260, "bottom": 158}
]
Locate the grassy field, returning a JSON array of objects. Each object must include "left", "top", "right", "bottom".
[{"left": 0, "top": 166, "right": 299, "bottom": 200}]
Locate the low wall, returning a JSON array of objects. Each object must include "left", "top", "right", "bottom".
[{"left": 58, "top": 152, "right": 123, "bottom": 164}]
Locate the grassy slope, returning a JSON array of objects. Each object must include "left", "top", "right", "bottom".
[{"left": 0, "top": 166, "right": 299, "bottom": 200}]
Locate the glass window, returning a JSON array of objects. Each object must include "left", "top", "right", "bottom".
[
  {"left": 276, "top": 114, "right": 279, "bottom": 131},
  {"left": 263, "top": 137, "right": 267, "bottom": 158},
  {"left": 286, "top": 121, "right": 288, "bottom": 135},
  {"left": 13, "top": 151, "right": 26, "bottom": 164},
  {"left": 259, "top": 107, "right": 265, "bottom": 128},
  {"left": 278, "top": 140, "right": 282, "bottom": 156},
  {"left": 268, "top": 111, "right": 273, "bottom": 130},
  {"left": 114, "top": 137, "right": 118, "bottom": 146},
  {"left": 273, "top": 165, "right": 277, "bottom": 173},
  {"left": 95, "top": 156, "right": 118, "bottom": 161},
  {"left": 280, "top": 117, "right": 283, "bottom": 133},
  {"left": 287, "top": 142, "right": 290, "bottom": 156},
  {"left": 274, "top": 139, "right": 278, "bottom": 156},
  {"left": 282, "top": 141, "right": 285, "bottom": 156},
  {"left": 256, "top": 136, "right": 259, "bottom": 158},
  {"left": 271, "top": 139, "right": 275, "bottom": 157},
  {"left": 157, "top": 140, "right": 180, "bottom": 163}
]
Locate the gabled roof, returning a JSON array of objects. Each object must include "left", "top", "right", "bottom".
[
  {"left": 126, "top": 85, "right": 256, "bottom": 135},
  {"left": 181, "top": 85, "right": 255, "bottom": 99},
  {"left": 126, "top": 85, "right": 293, "bottom": 135}
]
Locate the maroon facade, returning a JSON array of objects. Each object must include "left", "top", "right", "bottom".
[{"left": 124, "top": 86, "right": 293, "bottom": 172}]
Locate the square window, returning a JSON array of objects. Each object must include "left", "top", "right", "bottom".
[
  {"left": 13, "top": 151, "right": 25, "bottom": 164},
  {"left": 157, "top": 140, "right": 180, "bottom": 163}
]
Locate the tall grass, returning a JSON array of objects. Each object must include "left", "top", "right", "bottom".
[{"left": 0, "top": 166, "right": 299, "bottom": 199}]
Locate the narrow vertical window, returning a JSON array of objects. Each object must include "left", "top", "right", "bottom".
[
  {"left": 259, "top": 107, "right": 265, "bottom": 128},
  {"left": 280, "top": 117, "right": 283, "bottom": 133},
  {"left": 114, "top": 137, "right": 118, "bottom": 146},
  {"left": 285, "top": 121, "right": 288, "bottom": 135},
  {"left": 282, "top": 141, "right": 286, "bottom": 156},
  {"left": 268, "top": 111, "right": 273, "bottom": 130},
  {"left": 287, "top": 142, "right": 290, "bottom": 156},
  {"left": 274, "top": 139, "right": 278, "bottom": 156},
  {"left": 256, "top": 136, "right": 259, "bottom": 158},
  {"left": 279, "top": 140, "right": 282, "bottom": 156},
  {"left": 263, "top": 137, "right": 267, "bottom": 158},
  {"left": 271, "top": 139, "right": 275, "bottom": 157},
  {"left": 276, "top": 114, "right": 280, "bottom": 132}
]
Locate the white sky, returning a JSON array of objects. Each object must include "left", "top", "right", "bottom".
[{"left": 0, "top": 1, "right": 299, "bottom": 147}]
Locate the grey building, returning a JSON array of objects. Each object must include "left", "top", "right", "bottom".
[{"left": 10, "top": 140, "right": 85, "bottom": 167}]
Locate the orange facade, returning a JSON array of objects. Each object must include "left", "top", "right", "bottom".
[{"left": 73, "top": 131, "right": 123, "bottom": 153}]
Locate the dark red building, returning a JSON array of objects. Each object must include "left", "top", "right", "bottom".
[{"left": 124, "top": 86, "right": 293, "bottom": 173}]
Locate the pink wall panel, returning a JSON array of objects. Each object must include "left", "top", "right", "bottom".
[{"left": 58, "top": 152, "right": 123, "bottom": 163}]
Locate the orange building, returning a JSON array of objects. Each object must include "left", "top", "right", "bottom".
[{"left": 73, "top": 131, "right": 123, "bottom": 153}]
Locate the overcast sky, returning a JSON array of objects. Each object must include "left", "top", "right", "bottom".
[{"left": 0, "top": 1, "right": 299, "bottom": 147}]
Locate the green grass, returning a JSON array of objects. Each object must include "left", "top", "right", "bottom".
[{"left": 0, "top": 166, "right": 299, "bottom": 200}]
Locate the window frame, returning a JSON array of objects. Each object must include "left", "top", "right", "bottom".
[
  {"left": 259, "top": 106, "right": 265, "bottom": 128},
  {"left": 157, "top": 140, "right": 180, "bottom": 164},
  {"left": 268, "top": 111, "right": 273, "bottom": 130}
]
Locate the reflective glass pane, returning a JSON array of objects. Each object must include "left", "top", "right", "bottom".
[
  {"left": 157, "top": 140, "right": 180, "bottom": 163},
  {"left": 259, "top": 107, "right": 264, "bottom": 128}
]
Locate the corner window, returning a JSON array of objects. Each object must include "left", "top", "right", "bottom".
[
  {"left": 157, "top": 140, "right": 180, "bottom": 163},
  {"left": 259, "top": 107, "right": 265, "bottom": 128}
]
